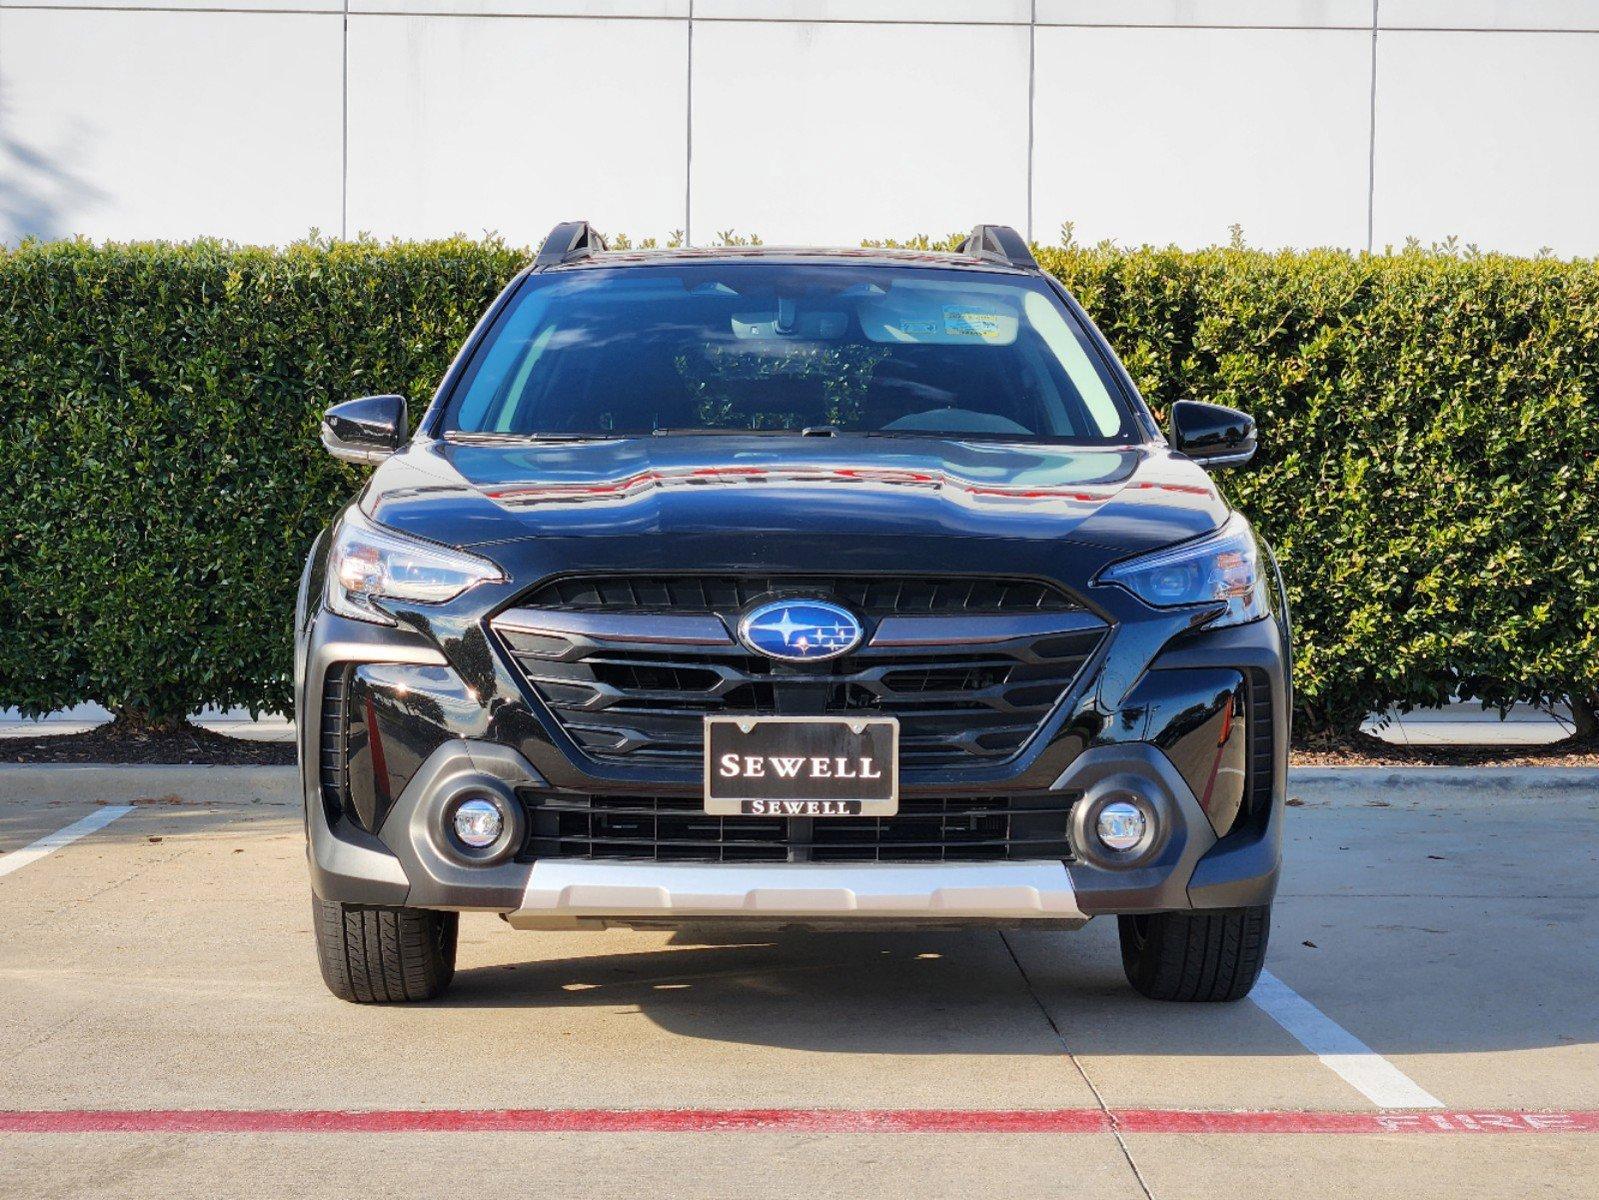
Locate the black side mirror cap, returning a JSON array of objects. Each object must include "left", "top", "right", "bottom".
[
  {"left": 321, "top": 395, "right": 408, "bottom": 464},
  {"left": 1170, "top": 400, "right": 1257, "bottom": 468}
]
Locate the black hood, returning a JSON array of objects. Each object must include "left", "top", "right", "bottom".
[{"left": 363, "top": 435, "right": 1229, "bottom": 555}]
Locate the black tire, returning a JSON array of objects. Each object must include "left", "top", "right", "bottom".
[
  {"left": 1117, "top": 905, "right": 1270, "bottom": 1002},
  {"left": 312, "top": 896, "right": 458, "bottom": 1003}
]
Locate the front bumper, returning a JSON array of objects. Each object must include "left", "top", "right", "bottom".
[
  {"left": 305, "top": 719, "right": 1268, "bottom": 926},
  {"left": 297, "top": 544, "right": 1290, "bottom": 926}
]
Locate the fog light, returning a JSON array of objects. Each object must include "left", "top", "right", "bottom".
[
  {"left": 1096, "top": 801, "right": 1148, "bottom": 852},
  {"left": 452, "top": 797, "right": 504, "bottom": 849}
]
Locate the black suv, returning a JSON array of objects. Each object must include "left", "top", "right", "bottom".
[{"left": 296, "top": 222, "right": 1290, "bottom": 1005}]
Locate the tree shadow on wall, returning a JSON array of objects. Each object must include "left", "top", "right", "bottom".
[{"left": 1, "top": 89, "right": 108, "bottom": 243}]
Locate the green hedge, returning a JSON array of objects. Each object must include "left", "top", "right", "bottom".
[{"left": 3, "top": 236, "right": 1596, "bottom": 737}]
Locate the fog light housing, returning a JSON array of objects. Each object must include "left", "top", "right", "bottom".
[
  {"left": 452, "top": 797, "right": 504, "bottom": 849},
  {"left": 1096, "top": 801, "right": 1148, "bottom": 852}
]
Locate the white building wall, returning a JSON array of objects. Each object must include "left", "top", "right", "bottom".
[{"left": 2, "top": 0, "right": 1597, "bottom": 254}]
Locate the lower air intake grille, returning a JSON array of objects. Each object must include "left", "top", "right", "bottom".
[
  {"left": 518, "top": 792, "right": 1079, "bottom": 864},
  {"left": 318, "top": 667, "right": 349, "bottom": 826},
  {"left": 1245, "top": 668, "right": 1276, "bottom": 826}
]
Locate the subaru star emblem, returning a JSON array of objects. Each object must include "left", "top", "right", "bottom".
[{"left": 738, "top": 599, "right": 864, "bottom": 662}]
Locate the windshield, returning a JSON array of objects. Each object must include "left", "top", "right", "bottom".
[{"left": 440, "top": 263, "right": 1136, "bottom": 443}]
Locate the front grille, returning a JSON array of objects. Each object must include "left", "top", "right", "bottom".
[
  {"left": 318, "top": 667, "right": 349, "bottom": 826},
  {"left": 496, "top": 579, "right": 1107, "bottom": 765},
  {"left": 521, "top": 574, "right": 1082, "bottom": 615},
  {"left": 519, "top": 791, "right": 1078, "bottom": 863}
]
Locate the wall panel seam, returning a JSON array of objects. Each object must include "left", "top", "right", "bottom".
[
  {"left": 684, "top": 0, "right": 692, "bottom": 245},
  {"left": 1026, "top": 0, "right": 1035, "bottom": 243},
  {"left": 1366, "top": 0, "right": 1378, "bottom": 252},
  {"left": 341, "top": 0, "right": 348, "bottom": 238}
]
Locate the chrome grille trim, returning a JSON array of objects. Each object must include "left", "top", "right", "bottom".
[
  {"left": 494, "top": 607, "right": 734, "bottom": 647},
  {"left": 872, "top": 611, "right": 1106, "bottom": 646}
]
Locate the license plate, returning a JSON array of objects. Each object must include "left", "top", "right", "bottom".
[{"left": 704, "top": 716, "right": 899, "bottom": 816}]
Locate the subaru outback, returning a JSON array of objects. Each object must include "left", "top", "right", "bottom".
[{"left": 296, "top": 222, "right": 1290, "bottom": 1004}]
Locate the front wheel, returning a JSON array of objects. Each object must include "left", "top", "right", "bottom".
[
  {"left": 1117, "top": 906, "right": 1270, "bottom": 1002},
  {"left": 312, "top": 896, "right": 458, "bottom": 1003}
]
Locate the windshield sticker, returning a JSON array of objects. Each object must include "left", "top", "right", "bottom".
[
  {"left": 943, "top": 307, "right": 1004, "bottom": 339},
  {"left": 897, "top": 319, "right": 939, "bottom": 336}
]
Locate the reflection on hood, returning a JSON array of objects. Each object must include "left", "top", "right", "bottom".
[{"left": 364, "top": 435, "right": 1228, "bottom": 552}]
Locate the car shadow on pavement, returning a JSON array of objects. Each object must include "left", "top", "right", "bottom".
[
  {"left": 440, "top": 929, "right": 1089, "bottom": 1055},
  {"left": 433, "top": 916, "right": 1599, "bottom": 1060},
  {"left": 435, "top": 923, "right": 1264, "bottom": 1057}
]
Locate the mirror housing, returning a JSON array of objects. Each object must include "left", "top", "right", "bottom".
[
  {"left": 1170, "top": 400, "right": 1256, "bottom": 468},
  {"left": 321, "top": 395, "right": 407, "bottom": 464}
]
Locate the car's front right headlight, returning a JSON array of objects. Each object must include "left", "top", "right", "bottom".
[
  {"left": 325, "top": 508, "right": 505, "bottom": 625},
  {"left": 1095, "top": 512, "right": 1274, "bottom": 629}
]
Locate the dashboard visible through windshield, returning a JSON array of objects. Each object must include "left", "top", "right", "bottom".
[{"left": 440, "top": 263, "right": 1136, "bottom": 444}]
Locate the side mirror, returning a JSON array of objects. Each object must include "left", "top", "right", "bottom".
[
  {"left": 1170, "top": 400, "right": 1256, "bottom": 468},
  {"left": 321, "top": 395, "right": 408, "bottom": 464}
]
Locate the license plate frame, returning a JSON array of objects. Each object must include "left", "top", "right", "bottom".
[{"left": 703, "top": 715, "right": 899, "bottom": 817}]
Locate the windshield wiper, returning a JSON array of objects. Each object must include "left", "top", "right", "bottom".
[
  {"left": 447, "top": 431, "right": 619, "bottom": 444},
  {"left": 651, "top": 427, "right": 789, "bottom": 437},
  {"left": 650, "top": 426, "right": 841, "bottom": 437}
]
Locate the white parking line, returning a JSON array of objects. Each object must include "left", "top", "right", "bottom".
[
  {"left": 0, "top": 806, "right": 136, "bottom": 879},
  {"left": 1251, "top": 969, "right": 1443, "bottom": 1109}
]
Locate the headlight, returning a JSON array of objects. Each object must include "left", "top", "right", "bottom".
[
  {"left": 1096, "top": 513, "right": 1273, "bottom": 628},
  {"left": 325, "top": 508, "right": 504, "bottom": 625}
]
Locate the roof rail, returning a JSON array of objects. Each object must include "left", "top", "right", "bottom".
[
  {"left": 959, "top": 224, "right": 1038, "bottom": 271},
  {"left": 534, "top": 220, "right": 608, "bottom": 269}
]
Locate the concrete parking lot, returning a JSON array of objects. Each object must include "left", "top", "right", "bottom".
[{"left": 2, "top": 766, "right": 1596, "bottom": 1199}]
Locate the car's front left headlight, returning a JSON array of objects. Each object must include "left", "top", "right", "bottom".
[
  {"left": 325, "top": 507, "right": 505, "bottom": 625},
  {"left": 1095, "top": 512, "right": 1274, "bottom": 629}
]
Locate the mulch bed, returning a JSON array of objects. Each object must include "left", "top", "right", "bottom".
[
  {"left": 0, "top": 722, "right": 295, "bottom": 766},
  {"left": 1288, "top": 732, "right": 1599, "bottom": 769},
  {"left": 1, "top": 723, "right": 1594, "bottom": 769}
]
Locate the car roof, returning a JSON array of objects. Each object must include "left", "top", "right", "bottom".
[{"left": 545, "top": 245, "right": 1036, "bottom": 275}]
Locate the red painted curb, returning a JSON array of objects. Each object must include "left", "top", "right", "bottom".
[
  {"left": 1112, "top": 1110, "right": 1599, "bottom": 1135},
  {"left": 1, "top": 1109, "right": 1596, "bottom": 1135}
]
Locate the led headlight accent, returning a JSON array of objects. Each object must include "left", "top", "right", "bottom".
[
  {"left": 1097, "top": 513, "right": 1273, "bottom": 629},
  {"left": 326, "top": 508, "right": 505, "bottom": 625}
]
